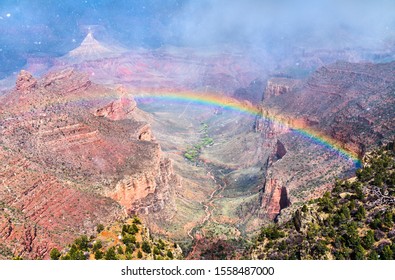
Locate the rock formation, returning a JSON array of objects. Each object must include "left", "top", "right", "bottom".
[
  {"left": 15, "top": 70, "right": 37, "bottom": 93},
  {"left": 57, "top": 47, "right": 269, "bottom": 95},
  {"left": 259, "top": 178, "right": 290, "bottom": 220},
  {"left": 63, "top": 32, "right": 126, "bottom": 63},
  {"left": 263, "top": 61, "right": 395, "bottom": 156},
  {"left": 94, "top": 96, "right": 137, "bottom": 120},
  {"left": 233, "top": 79, "right": 265, "bottom": 104},
  {"left": 264, "top": 78, "right": 300, "bottom": 99},
  {"left": 0, "top": 69, "right": 178, "bottom": 259},
  {"left": 275, "top": 140, "right": 287, "bottom": 160}
]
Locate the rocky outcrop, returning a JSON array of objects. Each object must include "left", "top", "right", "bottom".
[
  {"left": 137, "top": 124, "right": 153, "bottom": 141},
  {"left": 259, "top": 178, "right": 290, "bottom": 220},
  {"left": 0, "top": 69, "right": 178, "bottom": 259},
  {"left": 233, "top": 79, "right": 265, "bottom": 104},
  {"left": 254, "top": 112, "right": 289, "bottom": 136},
  {"left": 94, "top": 96, "right": 137, "bottom": 120},
  {"left": 42, "top": 68, "right": 92, "bottom": 94},
  {"left": 15, "top": 70, "right": 37, "bottom": 93},
  {"left": 264, "top": 78, "right": 300, "bottom": 99},
  {"left": 104, "top": 145, "right": 162, "bottom": 208},
  {"left": 275, "top": 140, "right": 287, "bottom": 159},
  {"left": 129, "top": 157, "right": 179, "bottom": 218}
]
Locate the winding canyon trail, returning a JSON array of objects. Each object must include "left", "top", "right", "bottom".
[{"left": 186, "top": 165, "right": 228, "bottom": 258}]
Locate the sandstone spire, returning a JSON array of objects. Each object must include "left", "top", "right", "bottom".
[{"left": 65, "top": 32, "right": 125, "bottom": 62}]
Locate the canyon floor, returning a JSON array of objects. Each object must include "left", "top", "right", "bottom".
[{"left": 1, "top": 37, "right": 393, "bottom": 259}]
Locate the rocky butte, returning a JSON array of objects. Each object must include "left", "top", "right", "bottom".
[{"left": 0, "top": 69, "right": 178, "bottom": 259}]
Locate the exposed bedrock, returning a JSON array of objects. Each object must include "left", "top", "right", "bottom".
[
  {"left": 0, "top": 146, "right": 123, "bottom": 259},
  {"left": 259, "top": 178, "right": 290, "bottom": 220},
  {"left": 263, "top": 61, "right": 395, "bottom": 156},
  {"left": 94, "top": 96, "right": 137, "bottom": 120},
  {"left": 233, "top": 79, "right": 265, "bottom": 104},
  {"left": 104, "top": 148, "right": 179, "bottom": 219},
  {"left": 128, "top": 157, "right": 179, "bottom": 218},
  {"left": 15, "top": 70, "right": 37, "bottom": 93},
  {"left": 0, "top": 69, "right": 178, "bottom": 258},
  {"left": 275, "top": 140, "right": 287, "bottom": 160},
  {"left": 264, "top": 78, "right": 300, "bottom": 99}
]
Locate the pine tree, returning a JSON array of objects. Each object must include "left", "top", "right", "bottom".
[
  {"left": 137, "top": 250, "right": 143, "bottom": 259},
  {"left": 50, "top": 248, "right": 61, "bottom": 260}
]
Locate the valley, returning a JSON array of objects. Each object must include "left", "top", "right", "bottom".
[{"left": 0, "top": 32, "right": 394, "bottom": 259}]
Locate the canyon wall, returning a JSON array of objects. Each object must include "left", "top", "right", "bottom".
[
  {"left": 0, "top": 69, "right": 178, "bottom": 258},
  {"left": 263, "top": 61, "right": 395, "bottom": 156}
]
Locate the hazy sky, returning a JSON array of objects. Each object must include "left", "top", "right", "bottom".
[{"left": 0, "top": 0, "right": 394, "bottom": 77}]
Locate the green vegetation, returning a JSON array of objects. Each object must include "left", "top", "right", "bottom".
[
  {"left": 141, "top": 241, "right": 152, "bottom": 254},
  {"left": 32, "top": 143, "right": 395, "bottom": 261},
  {"left": 184, "top": 122, "right": 214, "bottom": 162},
  {"left": 258, "top": 225, "right": 285, "bottom": 241},
  {"left": 50, "top": 248, "right": 61, "bottom": 260},
  {"left": 166, "top": 250, "right": 174, "bottom": 259},
  {"left": 104, "top": 247, "right": 117, "bottom": 260},
  {"left": 96, "top": 224, "right": 105, "bottom": 233},
  {"left": 249, "top": 145, "right": 395, "bottom": 260},
  {"left": 51, "top": 216, "right": 180, "bottom": 260},
  {"left": 137, "top": 250, "right": 143, "bottom": 258}
]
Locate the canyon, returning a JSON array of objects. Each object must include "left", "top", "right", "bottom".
[{"left": 0, "top": 34, "right": 394, "bottom": 259}]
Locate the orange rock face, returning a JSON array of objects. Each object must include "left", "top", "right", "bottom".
[
  {"left": 0, "top": 69, "right": 177, "bottom": 259},
  {"left": 259, "top": 178, "right": 290, "bottom": 220},
  {"left": 0, "top": 146, "right": 123, "bottom": 259}
]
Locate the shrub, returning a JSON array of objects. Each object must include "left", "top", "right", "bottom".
[
  {"left": 381, "top": 245, "right": 393, "bottom": 260},
  {"left": 166, "top": 250, "right": 173, "bottom": 259},
  {"left": 123, "top": 234, "right": 137, "bottom": 245},
  {"left": 133, "top": 217, "right": 142, "bottom": 224},
  {"left": 137, "top": 250, "right": 143, "bottom": 259},
  {"left": 74, "top": 235, "right": 89, "bottom": 251},
  {"left": 362, "top": 230, "right": 375, "bottom": 250},
  {"left": 258, "top": 225, "right": 285, "bottom": 241},
  {"left": 50, "top": 248, "right": 61, "bottom": 260},
  {"left": 117, "top": 246, "right": 124, "bottom": 255},
  {"left": 94, "top": 250, "right": 103, "bottom": 260},
  {"left": 153, "top": 246, "right": 160, "bottom": 255},
  {"left": 97, "top": 224, "right": 105, "bottom": 233},
  {"left": 142, "top": 241, "right": 151, "bottom": 254},
  {"left": 105, "top": 247, "right": 117, "bottom": 260},
  {"left": 93, "top": 240, "right": 102, "bottom": 252}
]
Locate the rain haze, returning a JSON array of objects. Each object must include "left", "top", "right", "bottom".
[
  {"left": 0, "top": 0, "right": 394, "bottom": 78},
  {"left": 0, "top": 0, "right": 395, "bottom": 266}
]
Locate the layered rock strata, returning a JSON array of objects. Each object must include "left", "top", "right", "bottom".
[
  {"left": 263, "top": 61, "right": 395, "bottom": 156},
  {"left": 0, "top": 69, "right": 177, "bottom": 259}
]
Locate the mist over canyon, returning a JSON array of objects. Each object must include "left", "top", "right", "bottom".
[{"left": 0, "top": 1, "right": 394, "bottom": 259}]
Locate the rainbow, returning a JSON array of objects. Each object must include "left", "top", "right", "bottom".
[
  {"left": 128, "top": 89, "right": 362, "bottom": 167},
  {"left": 32, "top": 86, "right": 361, "bottom": 166}
]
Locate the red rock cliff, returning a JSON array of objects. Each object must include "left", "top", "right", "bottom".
[
  {"left": 0, "top": 69, "right": 178, "bottom": 259},
  {"left": 259, "top": 178, "right": 290, "bottom": 220}
]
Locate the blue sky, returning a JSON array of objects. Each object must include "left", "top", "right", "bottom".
[{"left": 0, "top": 0, "right": 394, "bottom": 78}]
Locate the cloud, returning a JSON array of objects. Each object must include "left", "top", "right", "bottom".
[{"left": 169, "top": 0, "right": 395, "bottom": 49}]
